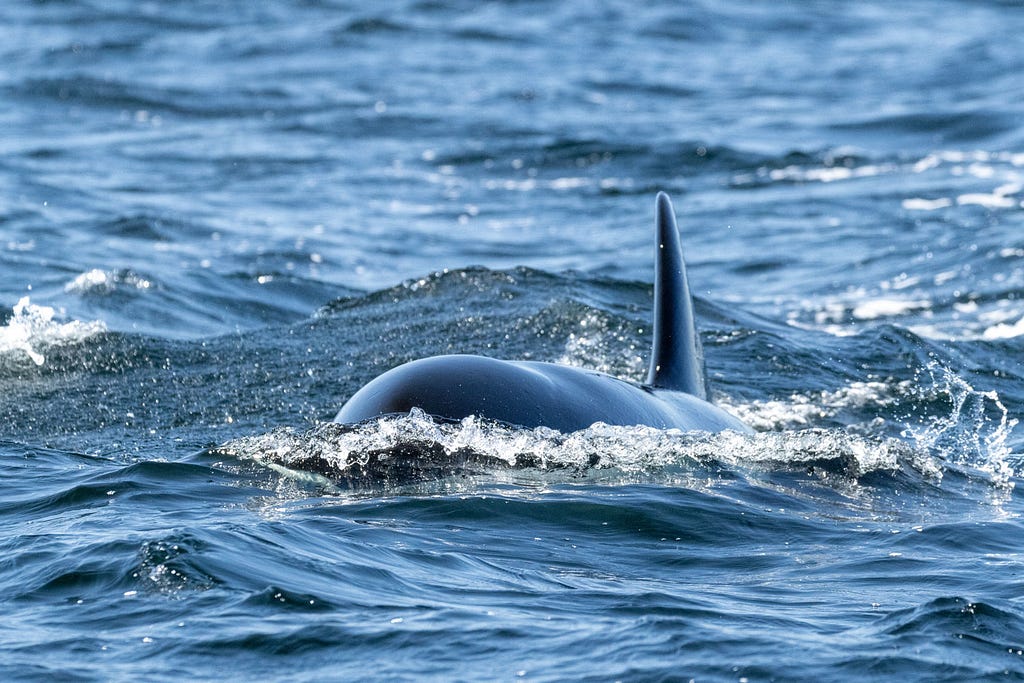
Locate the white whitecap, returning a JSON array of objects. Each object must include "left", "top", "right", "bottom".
[
  {"left": 0, "top": 297, "right": 106, "bottom": 366},
  {"left": 983, "top": 316, "right": 1024, "bottom": 340},
  {"left": 956, "top": 193, "right": 1016, "bottom": 209},
  {"left": 902, "top": 198, "right": 953, "bottom": 211},
  {"left": 852, "top": 298, "right": 930, "bottom": 320}
]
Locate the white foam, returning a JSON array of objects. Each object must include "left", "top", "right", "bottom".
[
  {"left": 982, "top": 316, "right": 1024, "bottom": 340},
  {"left": 956, "top": 193, "right": 1017, "bottom": 209},
  {"left": 906, "top": 300, "right": 1024, "bottom": 342},
  {"left": 902, "top": 198, "right": 953, "bottom": 211},
  {"left": 0, "top": 297, "right": 106, "bottom": 366},
  {"left": 787, "top": 284, "right": 1024, "bottom": 342},
  {"left": 222, "top": 405, "right": 935, "bottom": 490},
  {"left": 749, "top": 150, "right": 1023, "bottom": 216},
  {"left": 220, "top": 355, "right": 1020, "bottom": 499},
  {"left": 728, "top": 368, "right": 1016, "bottom": 488},
  {"left": 852, "top": 298, "right": 931, "bottom": 320},
  {"left": 787, "top": 292, "right": 937, "bottom": 337},
  {"left": 766, "top": 162, "right": 894, "bottom": 184},
  {"left": 549, "top": 177, "right": 589, "bottom": 190}
]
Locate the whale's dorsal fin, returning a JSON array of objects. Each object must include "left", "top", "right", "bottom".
[{"left": 645, "top": 192, "right": 708, "bottom": 400}]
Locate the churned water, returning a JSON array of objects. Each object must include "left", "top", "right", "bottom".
[{"left": 2, "top": 1, "right": 1023, "bottom": 680}]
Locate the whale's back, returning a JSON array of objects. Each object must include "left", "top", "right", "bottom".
[
  {"left": 335, "top": 192, "right": 749, "bottom": 434},
  {"left": 335, "top": 354, "right": 747, "bottom": 433}
]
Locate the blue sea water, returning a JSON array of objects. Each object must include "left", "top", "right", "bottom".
[{"left": 2, "top": 0, "right": 1023, "bottom": 679}]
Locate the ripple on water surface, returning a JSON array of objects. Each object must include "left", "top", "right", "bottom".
[{"left": 1, "top": 0, "right": 1024, "bottom": 679}]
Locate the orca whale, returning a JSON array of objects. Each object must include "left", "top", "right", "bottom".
[{"left": 335, "top": 192, "right": 751, "bottom": 435}]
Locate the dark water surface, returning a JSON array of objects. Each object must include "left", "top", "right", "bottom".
[{"left": 2, "top": 1, "right": 1023, "bottom": 680}]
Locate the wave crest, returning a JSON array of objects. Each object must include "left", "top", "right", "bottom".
[
  {"left": 219, "top": 409, "right": 938, "bottom": 491},
  {"left": 0, "top": 297, "right": 106, "bottom": 366}
]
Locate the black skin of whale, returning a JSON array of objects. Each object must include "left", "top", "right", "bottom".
[
  {"left": 334, "top": 354, "right": 748, "bottom": 433},
  {"left": 335, "top": 192, "right": 751, "bottom": 435}
]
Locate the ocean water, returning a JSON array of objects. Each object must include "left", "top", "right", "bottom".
[{"left": 2, "top": 0, "right": 1023, "bottom": 679}]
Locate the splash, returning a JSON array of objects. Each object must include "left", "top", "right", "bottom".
[
  {"left": 724, "top": 365, "right": 1016, "bottom": 488},
  {"left": 220, "top": 407, "right": 936, "bottom": 491},
  {"left": 0, "top": 297, "right": 106, "bottom": 366},
  {"left": 902, "top": 363, "right": 1018, "bottom": 486}
]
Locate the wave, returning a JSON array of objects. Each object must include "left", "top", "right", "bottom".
[
  {"left": 836, "top": 597, "right": 1024, "bottom": 678},
  {"left": 218, "top": 411, "right": 930, "bottom": 489},
  {"left": 218, "top": 335, "right": 1017, "bottom": 497},
  {"left": 0, "top": 297, "right": 106, "bottom": 367},
  {"left": 221, "top": 403, "right": 1012, "bottom": 500},
  {"left": 64, "top": 268, "right": 156, "bottom": 297}
]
